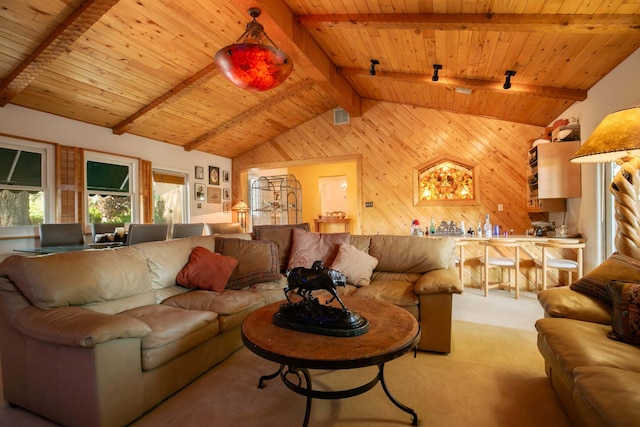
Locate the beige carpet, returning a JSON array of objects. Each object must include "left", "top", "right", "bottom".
[{"left": 0, "top": 290, "right": 570, "bottom": 427}]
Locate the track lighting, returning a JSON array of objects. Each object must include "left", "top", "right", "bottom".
[
  {"left": 369, "top": 59, "right": 380, "bottom": 76},
  {"left": 503, "top": 70, "right": 516, "bottom": 89},
  {"left": 432, "top": 64, "right": 442, "bottom": 82}
]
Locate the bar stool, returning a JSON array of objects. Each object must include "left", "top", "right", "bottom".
[
  {"left": 479, "top": 239, "right": 521, "bottom": 299},
  {"left": 454, "top": 240, "right": 468, "bottom": 288},
  {"left": 534, "top": 239, "right": 585, "bottom": 292}
]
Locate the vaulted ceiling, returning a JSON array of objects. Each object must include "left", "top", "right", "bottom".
[{"left": 1, "top": 1, "right": 639, "bottom": 158}]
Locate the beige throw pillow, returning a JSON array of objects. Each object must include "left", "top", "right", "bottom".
[{"left": 330, "top": 243, "right": 378, "bottom": 287}]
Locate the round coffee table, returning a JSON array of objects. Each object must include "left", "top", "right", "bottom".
[{"left": 241, "top": 297, "right": 420, "bottom": 426}]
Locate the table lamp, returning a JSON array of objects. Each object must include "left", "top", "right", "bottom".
[
  {"left": 570, "top": 107, "right": 640, "bottom": 258},
  {"left": 232, "top": 200, "right": 249, "bottom": 232}
]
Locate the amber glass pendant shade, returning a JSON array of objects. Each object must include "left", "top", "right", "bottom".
[
  {"left": 214, "top": 8, "right": 293, "bottom": 92},
  {"left": 215, "top": 43, "right": 292, "bottom": 92}
]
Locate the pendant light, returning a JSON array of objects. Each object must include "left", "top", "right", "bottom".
[{"left": 214, "top": 8, "right": 293, "bottom": 92}]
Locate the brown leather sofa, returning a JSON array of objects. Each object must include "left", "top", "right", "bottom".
[
  {"left": 0, "top": 229, "right": 461, "bottom": 426},
  {"left": 536, "top": 286, "right": 640, "bottom": 426}
]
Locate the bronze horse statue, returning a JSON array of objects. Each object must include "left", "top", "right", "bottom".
[{"left": 285, "top": 260, "right": 347, "bottom": 309}]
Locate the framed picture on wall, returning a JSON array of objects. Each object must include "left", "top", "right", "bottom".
[
  {"left": 223, "top": 201, "right": 230, "bottom": 213},
  {"left": 209, "top": 166, "right": 220, "bottom": 185},
  {"left": 222, "top": 170, "right": 230, "bottom": 183},
  {"left": 223, "top": 188, "right": 230, "bottom": 201},
  {"left": 194, "top": 183, "right": 205, "bottom": 201},
  {"left": 194, "top": 166, "right": 204, "bottom": 180},
  {"left": 207, "top": 187, "right": 221, "bottom": 204}
]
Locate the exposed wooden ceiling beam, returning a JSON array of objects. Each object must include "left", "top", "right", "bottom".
[
  {"left": 229, "top": 0, "right": 361, "bottom": 117},
  {"left": 184, "top": 79, "right": 316, "bottom": 152},
  {"left": 297, "top": 13, "right": 640, "bottom": 34},
  {"left": 339, "top": 68, "right": 587, "bottom": 101},
  {"left": 112, "top": 63, "right": 220, "bottom": 135},
  {"left": 0, "top": 0, "right": 120, "bottom": 106}
]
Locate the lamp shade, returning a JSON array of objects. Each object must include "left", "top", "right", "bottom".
[
  {"left": 571, "top": 107, "right": 640, "bottom": 163},
  {"left": 215, "top": 43, "right": 292, "bottom": 92},
  {"left": 232, "top": 200, "right": 249, "bottom": 212}
]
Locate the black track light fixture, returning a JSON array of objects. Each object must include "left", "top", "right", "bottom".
[
  {"left": 369, "top": 59, "right": 380, "bottom": 76},
  {"left": 503, "top": 70, "right": 516, "bottom": 89},
  {"left": 432, "top": 64, "right": 442, "bottom": 82}
]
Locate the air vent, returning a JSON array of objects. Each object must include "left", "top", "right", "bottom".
[{"left": 333, "top": 108, "right": 349, "bottom": 125}]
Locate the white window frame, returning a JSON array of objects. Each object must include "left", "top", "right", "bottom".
[
  {"left": 0, "top": 136, "right": 55, "bottom": 237},
  {"left": 84, "top": 151, "right": 139, "bottom": 225}
]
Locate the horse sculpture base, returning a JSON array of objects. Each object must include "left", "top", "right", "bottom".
[{"left": 273, "top": 298, "right": 369, "bottom": 337}]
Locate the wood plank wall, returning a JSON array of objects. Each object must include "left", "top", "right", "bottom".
[{"left": 233, "top": 99, "right": 547, "bottom": 236}]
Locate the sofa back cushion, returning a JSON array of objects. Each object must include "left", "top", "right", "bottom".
[
  {"left": 253, "top": 223, "right": 310, "bottom": 272},
  {"left": 133, "top": 238, "right": 197, "bottom": 291},
  {"left": 349, "top": 235, "right": 371, "bottom": 252},
  {"left": 0, "top": 248, "right": 154, "bottom": 313},
  {"left": 369, "top": 235, "right": 455, "bottom": 273}
]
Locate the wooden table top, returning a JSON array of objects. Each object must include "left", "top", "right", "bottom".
[{"left": 242, "top": 297, "right": 420, "bottom": 370}]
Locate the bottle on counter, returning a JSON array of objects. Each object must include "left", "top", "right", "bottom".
[
  {"left": 483, "top": 214, "right": 492, "bottom": 238},
  {"left": 477, "top": 222, "right": 482, "bottom": 236},
  {"left": 467, "top": 227, "right": 475, "bottom": 237},
  {"left": 460, "top": 221, "right": 466, "bottom": 237},
  {"left": 430, "top": 217, "right": 436, "bottom": 235}
]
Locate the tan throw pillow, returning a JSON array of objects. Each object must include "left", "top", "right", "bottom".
[
  {"left": 571, "top": 252, "right": 640, "bottom": 305},
  {"left": 330, "top": 242, "right": 378, "bottom": 287},
  {"left": 176, "top": 246, "right": 238, "bottom": 292},
  {"left": 607, "top": 281, "right": 640, "bottom": 345},
  {"left": 287, "top": 228, "right": 350, "bottom": 270},
  {"left": 215, "top": 238, "right": 280, "bottom": 289}
]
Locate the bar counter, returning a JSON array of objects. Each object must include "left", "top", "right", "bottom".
[{"left": 432, "top": 234, "right": 585, "bottom": 291}]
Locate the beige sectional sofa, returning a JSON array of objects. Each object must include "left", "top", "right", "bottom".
[
  {"left": 535, "top": 252, "right": 640, "bottom": 426},
  {"left": 0, "top": 225, "right": 461, "bottom": 426}
]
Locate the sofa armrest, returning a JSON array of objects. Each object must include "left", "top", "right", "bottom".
[
  {"left": 14, "top": 305, "right": 152, "bottom": 348},
  {"left": 414, "top": 267, "right": 462, "bottom": 295},
  {"left": 538, "top": 286, "right": 611, "bottom": 325}
]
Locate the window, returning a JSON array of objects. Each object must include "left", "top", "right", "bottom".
[
  {"left": 153, "top": 170, "right": 187, "bottom": 226},
  {"left": 0, "top": 138, "right": 54, "bottom": 229},
  {"left": 85, "top": 152, "right": 137, "bottom": 225}
]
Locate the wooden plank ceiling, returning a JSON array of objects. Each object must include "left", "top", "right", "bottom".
[{"left": 1, "top": 0, "right": 639, "bottom": 158}]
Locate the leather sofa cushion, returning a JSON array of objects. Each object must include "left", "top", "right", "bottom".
[
  {"left": 352, "top": 280, "right": 418, "bottom": 307},
  {"left": 535, "top": 317, "right": 640, "bottom": 391},
  {"left": 573, "top": 366, "right": 640, "bottom": 427},
  {"left": 369, "top": 235, "right": 455, "bottom": 273},
  {"left": 538, "top": 286, "right": 611, "bottom": 325},
  {"left": 120, "top": 304, "right": 218, "bottom": 371},
  {"left": 349, "top": 234, "right": 371, "bottom": 252},
  {"left": 163, "top": 289, "right": 262, "bottom": 315},
  {"left": 0, "top": 249, "right": 153, "bottom": 312},
  {"left": 162, "top": 289, "right": 264, "bottom": 332},
  {"left": 133, "top": 238, "right": 195, "bottom": 291}
]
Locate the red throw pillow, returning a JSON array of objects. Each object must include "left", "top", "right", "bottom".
[{"left": 176, "top": 246, "right": 238, "bottom": 292}]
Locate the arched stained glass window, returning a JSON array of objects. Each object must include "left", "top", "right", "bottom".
[{"left": 413, "top": 157, "right": 479, "bottom": 206}]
